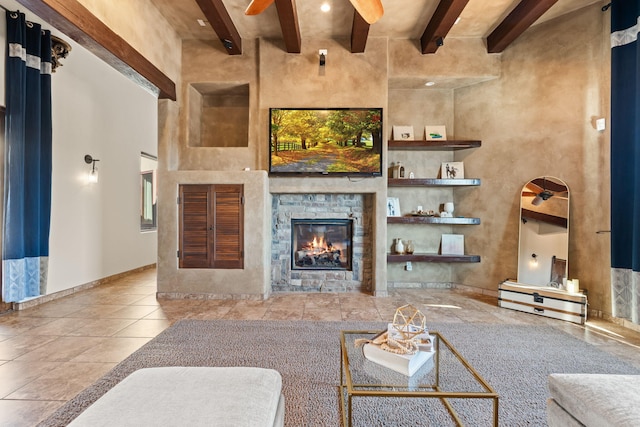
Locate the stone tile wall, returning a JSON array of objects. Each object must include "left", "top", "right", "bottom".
[{"left": 271, "top": 194, "right": 373, "bottom": 292}]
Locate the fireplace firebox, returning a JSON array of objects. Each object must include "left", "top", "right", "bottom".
[{"left": 291, "top": 219, "right": 353, "bottom": 270}]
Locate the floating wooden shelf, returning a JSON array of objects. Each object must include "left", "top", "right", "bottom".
[
  {"left": 387, "top": 253, "right": 481, "bottom": 263},
  {"left": 388, "top": 178, "right": 481, "bottom": 187},
  {"left": 387, "top": 216, "right": 480, "bottom": 225},
  {"left": 388, "top": 140, "right": 481, "bottom": 150}
]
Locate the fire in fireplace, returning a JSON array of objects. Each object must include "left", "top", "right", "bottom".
[{"left": 291, "top": 219, "right": 353, "bottom": 270}]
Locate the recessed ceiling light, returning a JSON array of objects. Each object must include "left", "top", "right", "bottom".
[
  {"left": 321, "top": 2, "right": 331, "bottom": 12},
  {"left": 425, "top": 81, "right": 436, "bottom": 87},
  {"left": 197, "top": 19, "right": 207, "bottom": 27}
]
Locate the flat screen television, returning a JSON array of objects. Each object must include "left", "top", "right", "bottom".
[{"left": 269, "top": 108, "right": 383, "bottom": 176}]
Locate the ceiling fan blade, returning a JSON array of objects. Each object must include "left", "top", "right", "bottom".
[
  {"left": 526, "top": 182, "right": 544, "bottom": 193},
  {"left": 350, "top": 0, "right": 384, "bottom": 24},
  {"left": 245, "top": 0, "right": 275, "bottom": 15}
]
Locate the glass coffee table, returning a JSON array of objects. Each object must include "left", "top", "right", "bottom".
[{"left": 340, "top": 330, "right": 498, "bottom": 427}]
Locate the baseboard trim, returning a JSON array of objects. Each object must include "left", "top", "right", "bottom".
[
  {"left": 387, "top": 281, "right": 499, "bottom": 298},
  {"left": 588, "top": 311, "right": 640, "bottom": 334},
  {"left": 157, "top": 291, "right": 270, "bottom": 301},
  {"left": 12, "top": 264, "right": 156, "bottom": 311}
]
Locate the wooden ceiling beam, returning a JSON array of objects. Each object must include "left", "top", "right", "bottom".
[
  {"left": 275, "top": 0, "right": 301, "bottom": 53},
  {"left": 420, "top": 0, "right": 469, "bottom": 54},
  {"left": 15, "top": 0, "right": 176, "bottom": 100},
  {"left": 530, "top": 178, "right": 567, "bottom": 193},
  {"left": 195, "top": 0, "right": 243, "bottom": 55},
  {"left": 487, "top": 0, "right": 558, "bottom": 53},
  {"left": 350, "top": 12, "right": 370, "bottom": 53}
]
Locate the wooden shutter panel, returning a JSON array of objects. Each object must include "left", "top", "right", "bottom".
[
  {"left": 179, "top": 185, "right": 212, "bottom": 268},
  {"left": 212, "top": 185, "right": 244, "bottom": 269},
  {"left": 178, "top": 184, "right": 244, "bottom": 269}
]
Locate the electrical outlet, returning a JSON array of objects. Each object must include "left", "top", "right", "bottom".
[{"left": 405, "top": 261, "right": 412, "bottom": 271}]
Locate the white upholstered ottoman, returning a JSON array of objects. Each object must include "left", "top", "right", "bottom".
[
  {"left": 68, "top": 367, "right": 285, "bottom": 427},
  {"left": 547, "top": 373, "right": 640, "bottom": 427}
]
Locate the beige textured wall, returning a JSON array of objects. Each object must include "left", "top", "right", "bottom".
[
  {"left": 158, "top": 40, "right": 263, "bottom": 298},
  {"left": 155, "top": 2, "right": 611, "bottom": 309},
  {"left": 156, "top": 171, "right": 271, "bottom": 299},
  {"left": 178, "top": 39, "right": 259, "bottom": 171},
  {"left": 387, "top": 89, "right": 457, "bottom": 285},
  {"left": 388, "top": 38, "right": 501, "bottom": 88},
  {"left": 385, "top": 38, "right": 500, "bottom": 287},
  {"left": 76, "top": 0, "right": 181, "bottom": 82},
  {"left": 454, "top": 3, "right": 611, "bottom": 314},
  {"left": 261, "top": 37, "right": 390, "bottom": 294}
]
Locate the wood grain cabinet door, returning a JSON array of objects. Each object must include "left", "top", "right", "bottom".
[{"left": 179, "top": 184, "right": 244, "bottom": 269}]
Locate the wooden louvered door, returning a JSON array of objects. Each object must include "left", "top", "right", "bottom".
[
  {"left": 211, "top": 185, "right": 243, "bottom": 268},
  {"left": 179, "top": 184, "right": 243, "bottom": 269}
]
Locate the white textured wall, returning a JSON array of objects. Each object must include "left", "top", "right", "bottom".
[{"left": 0, "top": 0, "right": 158, "bottom": 295}]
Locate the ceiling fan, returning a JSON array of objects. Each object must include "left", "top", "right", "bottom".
[
  {"left": 245, "top": 0, "right": 384, "bottom": 25},
  {"left": 523, "top": 177, "right": 568, "bottom": 206}
]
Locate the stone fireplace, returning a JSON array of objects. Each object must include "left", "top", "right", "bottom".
[
  {"left": 271, "top": 193, "right": 373, "bottom": 292},
  {"left": 291, "top": 219, "right": 353, "bottom": 270}
]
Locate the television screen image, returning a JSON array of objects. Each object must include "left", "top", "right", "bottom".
[{"left": 269, "top": 108, "right": 383, "bottom": 176}]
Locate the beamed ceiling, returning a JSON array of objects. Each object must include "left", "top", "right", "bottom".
[
  {"left": 150, "top": 0, "right": 601, "bottom": 55},
  {"left": 10, "top": 0, "right": 603, "bottom": 100}
]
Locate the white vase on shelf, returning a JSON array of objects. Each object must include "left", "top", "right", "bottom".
[
  {"left": 394, "top": 238, "right": 405, "bottom": 254},
  {"left": 444, "top": 202, "right": 454, "bottom": 214}
]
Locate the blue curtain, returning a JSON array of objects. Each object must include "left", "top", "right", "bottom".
[
  {"left": 2, "top": 11, "right": 52, "bottom": 302},
  {"left": 611, "top": 1, "right": 640, "bottom": 324}
]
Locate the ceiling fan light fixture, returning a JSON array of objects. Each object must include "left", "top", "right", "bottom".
[
  {"left": 532, "top": 190, "right": 553, "bottom": 206},
  {"left": 539, "top": 190, "right": 553, "bottom": 200}
]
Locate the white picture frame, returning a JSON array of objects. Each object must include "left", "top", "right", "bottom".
[
  {"left": 392, "top": 125, "right": 415, "bottom": 140},
  {"left": 425, "top": 125, "right": 447, "bottom": 141},
  {"left": 387, "top": 197, "right": 401, "bottom": 217},
  {"left": 441, "top": 234, "right": 464, "bottom": 255},
  {"left": 441, "top": 162, "right": 464, "bottom": 179}
]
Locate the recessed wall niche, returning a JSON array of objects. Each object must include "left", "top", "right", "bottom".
[{"left": 188, "top": 83, "right": 249, "bottom": 148}]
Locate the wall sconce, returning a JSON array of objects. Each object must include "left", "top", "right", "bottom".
[
  {"left": 319, "top": 49, "right": 327, "bottom": 67},
  {"left": 530, "top": 253, "right": 538, "bottom": 267},
  {"left": 51, "top": 35, "right": 72, "bottom": 72},
  {"left": 84, "top": 154, "right": 100, "bottom": 183}
]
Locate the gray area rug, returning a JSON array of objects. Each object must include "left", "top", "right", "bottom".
[{"left": 40, "top": 320, "right": 640, "bottom": 426}]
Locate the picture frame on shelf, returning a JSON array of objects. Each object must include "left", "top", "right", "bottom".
[
  {"left": 425, "top": 125, "right": 447, "bottom": 140},
  {"left": 387, "top": 197, "right": 401, "bottom": 217},
  {"left": 441, "top": 234, "right": 464, "bottom": 255},
  {"left": 392, "top": 125, "right": 414, "bottom": 140},
  {"left": 441, "top": 162, "right": 464, "bottom": 179}
]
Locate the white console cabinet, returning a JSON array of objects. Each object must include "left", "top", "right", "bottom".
[{"left": 498, "top": 281, "right": 587, "bottom": 324}]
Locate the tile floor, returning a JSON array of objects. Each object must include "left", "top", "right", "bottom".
[{"left": 1, "top": 268, "right": 640, "bottom": 426}]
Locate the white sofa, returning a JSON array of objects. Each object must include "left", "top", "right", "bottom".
[
  {"left": 68, "top": 367, "right": 285, "bottom": 427},
  {"left": 548, "top": 373, "right": 640, "bottom": 426}
]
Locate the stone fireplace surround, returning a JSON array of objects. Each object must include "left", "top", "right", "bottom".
[{"left": 271, "top": 193, "right": 373, "bottom": 292}]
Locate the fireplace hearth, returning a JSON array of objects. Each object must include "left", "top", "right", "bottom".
[{"left": 292, "top": 219, "right": 352, "bottom": 270}]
